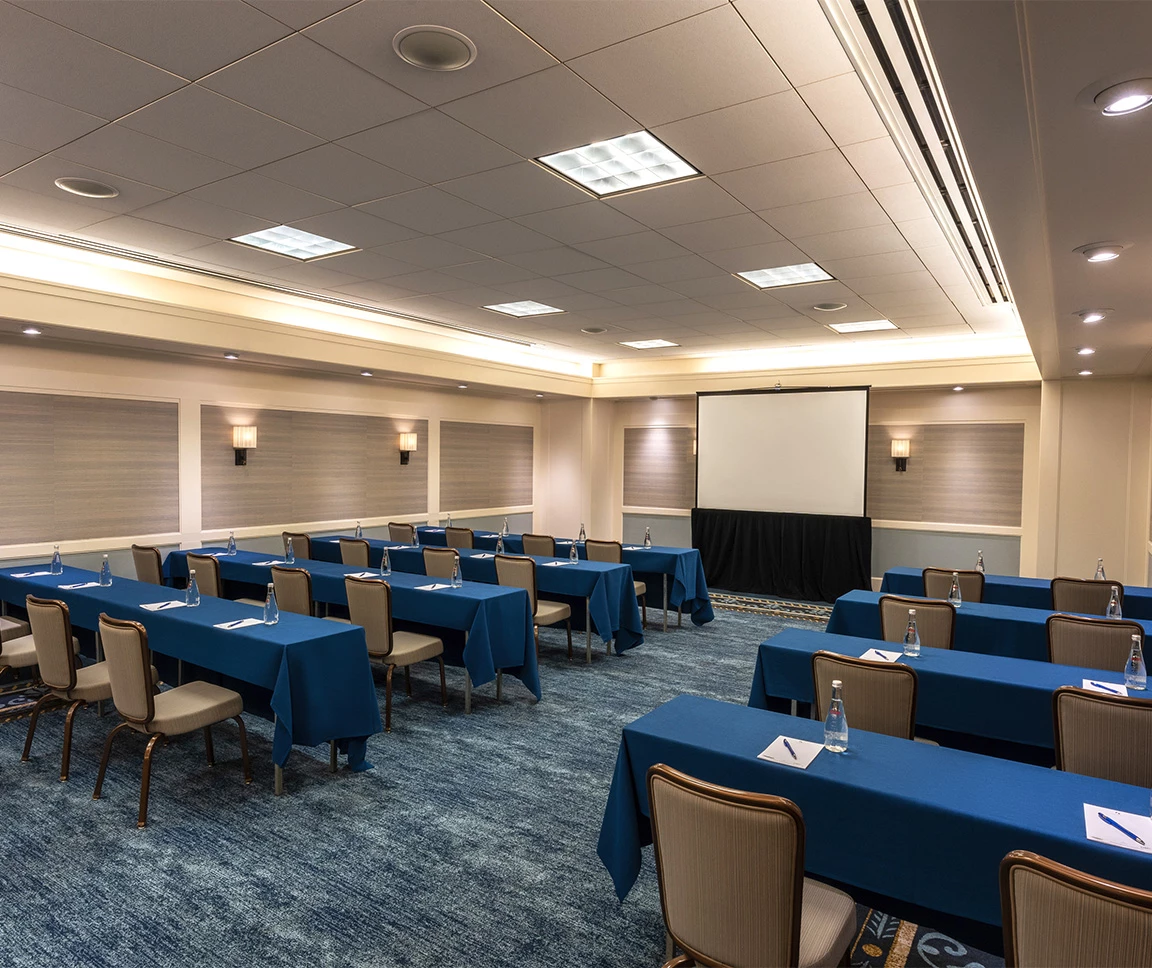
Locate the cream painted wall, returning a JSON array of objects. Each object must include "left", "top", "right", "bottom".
[{"left": 537, "top": 398, "right": 591, "bottom": 539}]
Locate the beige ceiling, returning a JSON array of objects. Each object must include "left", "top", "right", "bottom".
[
  {"left": 918, "top": 0, "right": 1152, "bottom": 380},
  {"left": 0, "top": 0, "right": 1017, "bottom": 363}
]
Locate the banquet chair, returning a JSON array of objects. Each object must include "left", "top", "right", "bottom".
[
  {"left": 648, "top": 763, "right": 856, "bottom": 968},
  {"left": 521, "top": 533, "right": 556, "bottom": 557},
  {"left": 131, "top": 544, "right": 164, "bottom": 585},
  {"left": 1052, "top": 686, "right": 1152, "bottom": 787},
  {"left": 586, "top": 538, "right": 647, "bottom": 628},
  {"left": 494, "top": 554, "right": 572, "bottom": 659},
  {"left": 1000, "top": 850, "right": 1152, "bottom": 967},
  {"left": 1, "top": 613, "right": 30, "bottom": 644},
  {"left": 1046, "top": 613, "right": 1142, "bottom": 671},
  {"left": 811, "top": 651, "right": 917, "bottom": 740},
  {"left": 345, "top": 576, "right": 446, "bottom": 732},
  {"left": 94, "top": 613, "right": 250, "bottom": 828},
  {"left": 186, "top": 553, "right": 263, "bottom": 607},
  {"left": 22, "top": 595, "right": 146, "bottom": 781},
  {"left": 923, "top": 567, "right": 984, "bottom": 603},
  {"left": 271, "top": 565, "right": 315, "bottom": 617},
  {"left": 879, "top": 595, "right": 955, "bottom": 650},
  {"left": 1051, "top": 577, "right": 1121, "bottom": 616},
  {"left": 339, "top": 538, "right": 371, "bottom": 568},
  {"left": 445, "top": 527, "right": 474, "bottom": 550},
  {"left": 281, "top": 531, "right": 312, "bottom": 560},
  {"left": 423, "top": 547, "right": 459, "bottom": 580},
  {"left": 388, "top": 522, "right": 416, "bottom": 544}
]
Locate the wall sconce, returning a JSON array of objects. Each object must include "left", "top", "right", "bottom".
[
  {"left": 891, "top": 438, "right": 910, "bottom": 472},
  {"left": 232, "top": 426, "right": 257, "bottom": 466},
  {"left": 398, "top": 432, "right": 418, "bottom": 465}
]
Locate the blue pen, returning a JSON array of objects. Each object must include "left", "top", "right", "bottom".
[
  {"left": 1098, "top": 812, "right": 1146, "bottom": 846},
  {"left": 871, "top": 650, "right": 889, "bottom": 661},
  {"left": 1091, "top": 681, "right": 1122, "bottom": 694},
  {"left": 782, "top": 738, "right": 798, "bottom": 760}
]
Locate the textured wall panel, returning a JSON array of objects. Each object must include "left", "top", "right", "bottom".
[
  {"left": 439, "top": 421, "right": 533, "bottom": 510},
  {"left": 0, "top": 391, "right": 178, "bottom": 543},
  {"left": 623, "top": 426, "right": 695, "bottom": 509}
]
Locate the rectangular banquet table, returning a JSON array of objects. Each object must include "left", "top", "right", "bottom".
[
  {"left": 748, "top": 628, "right": 1142, "bottom": 749},
  {"left": 166, "top": 549, "right": 539, "bottom": 712},
  {"left": 412, "top": 528, "right": 714, "bottom": 631},
  {"left": 880, "top": 566, "right": 1152, "bottom": 618},
  {"left": 0, "top": 564, "right": 382, "bottom": 788},
  {"left": 597, "top": 694, "right": 1152, "bottom": 927},
  {"left": 825, "top": 588, "right": 1152, "bottom": 662}
]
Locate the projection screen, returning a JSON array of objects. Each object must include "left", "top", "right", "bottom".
[{"left": 696, "top": 387, "right": 869, "bottom": 517}]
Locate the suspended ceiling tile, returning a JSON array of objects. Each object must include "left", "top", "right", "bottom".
[
  {"left": 573, "top": 231, "right": 692, "bottom": 266},
  {"left": 792, "top": 224, "right": 910, "bottom": 263},
  {"left": 375, "top": 236, "right": 485, "bottom": 270},
  {"left": 188, "top": 172, "right": 342, "bottom": 223},
  {"left": 437, "top": 220, "right": 560, "bottom": 258},
  {"left": 516, "top": 201, "right": 647, "bottom": 244},
  {"left": 287, "top": 208, "right": 421, "bottom": 250},
  {"left": 842, "top": 137, "right": 916, "bottom": 190},
  {"left": 0, "top": 81, "right": 105, "bottom": 153},
  {"left": 604, "top": 177, "right": 747, "bottom": 228},
  {"left": 627, "top": 255, "right": 728, "bottom": 283},
  {"left": 758, "top": 191, "right": 890, "bottom": 238},
  {"left": 243, "top": 0, "right": 358, "bottom": 31},
  {"left": 662, "top": 214, "right": 783, "bottom": 252},
  {"left": 797, "top": 72, "right": 888, "bottom": 147},
  {"left": 733, "top": 0, "right": 852, "bottom": 87},
  {"left": 0, "top": 155, "right": 171, "bottom": 215},
  {"left": 438, "top": 162, "right": 589, "bottom": 218},
  {"left": 131, "top": 194, "right": 276, "bottom": 239},
  {"left": 714, "top": 149, "right": 865, "bottom": 211},
  {"left": 300, "top": 247, "right": 417, "bottom": 281},
  {"left": 78, "top": 215, "right": 218, "bottom": 255},
  {"left": 256, "top": 144, "right": 424, "bottom": 208},
  {"left": 705, "top": 239, "right": 814, "bottom": 273},
  {"left": 502, "top": 246, "right": 610, "bottom": 276},
  {"left": 440, "top": 259, "right": 540, "bottom": 286},
  {"left": 357, "top": 187, "right": 501, "bottom": 235},
  {"left": 0, "top": 141, "right": 38, "bottom": 177}
]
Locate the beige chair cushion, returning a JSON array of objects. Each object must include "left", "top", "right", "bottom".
[
  {"left": 324, "top": 616, "right": 353, "bottom": 625},
  {"left": 535, "top": 599, "right": 571, "bottom": 627},
  {"left": 2, "top": 633, "right": 79, "bottom": 670},
  {"left": 53, "top": 661, "right": 158, "bottom": 703},
  {"left": 634, "top": 581, "right": 646, "bottom": 598},
  {"left": 235, "top": 597, "right": 265, "bottom": 608},
  {"left": 128, "top": 680, "right": 242, "bottom": 735},
  {"left": 798, "top": 877, "right": 857, "bottom": 968},
  {"left": 1, "top": 615, "right": 30, "bottom": 642},
  {"left": 382, "top": 630, "right": 443, "bottom": 666}
]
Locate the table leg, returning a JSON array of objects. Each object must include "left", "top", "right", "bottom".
[
  {"left": 329, "top": 740, "right": 337, "bottom": 773},
  {"left": 663, "top": 574, "right": 669, "bottom": 632},
  {"left": 790, "top": 700, "right": 798, "bottom": 717},
  {"left": 464, "top": 631, "right": 472, "bottom": 714},
  {"left": 585, "top": 598, "right": 592, "bottom": 664},
  {"left": 95, "top": 628, "right": 105, "bottom": 718},
  {"left": 677, "top": 605, "right": 682, "bottom": 629},
  {"left": 496, "top": 671, "right": 502, "bottom": 702}
]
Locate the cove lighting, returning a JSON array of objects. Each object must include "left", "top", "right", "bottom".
[
  {"left": 827, "top": 319, "right": 896, "bottom": 334},
  {"left": 620, "top": 339, "right": 679, "bottom": 349},
  {"left": 230, "top": 225, "right": 356, "bottom": 261},
  {"left": 736, "top": 263, "right": 833, "bottom": 289},
  {"left": 537, "top": 131, "right": 697, "bottom": 197},
  {"left": 953, "top": 386, "right": 964, "bottom": 392},
  {"left": 224, "top": 352, "right": 239, "bottom": 360},
  {"left": 22, "top": 326, "right": 41, "bottom": 336},
  {"left": 360, "top": 370, "right": 373, "bottom": 377},
  {"left": 484, "top": 300, "right": 563, "bottom": 317},
  {"left": 1095, "top": 79, "right": 1152, "bottom": 116},
  {"left": 1079, "top": 370, "right": 1094, "bottom": 376}
]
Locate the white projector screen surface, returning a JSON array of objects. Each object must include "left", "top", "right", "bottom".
[{"left": 696, "top": 388, "right": 868, "bottom": 516}]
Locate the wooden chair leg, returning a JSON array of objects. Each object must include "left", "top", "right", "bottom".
[
  {"left": 534, "top": 625, "right": 540, "bottom": 657},
  {"left": 438, "top": 657, "right": 447, "bottom": 707},
  {"left": 203, "top": 725, "right": 215, "bottom": 766},
  {"left": 21, "top": 692, "right": 54, "bottom": 763},
  {"left": 60, "top": 699, "right": 86, "bottom": 781},
  {"left": 566, "top": 619, "right": 573, "bottom": 659},
  {"left": 234, "top": 715, "right": 252, "bottom": 784},
  {"left": 405, "top": 664, "right": 412, "bottom": 697},
  {"left": 385, "top": 664, "right": 394, "bottom": 732},
  {"left": 92, "top": 721, "right": 133, "bottom": 800},
  {"left": 138, "top": 733, "right": 164, "bottom": 828},
  {"left": 329, "top": 740, "right": 337, "bottom": 773},
  {"left": 642, "top": 596, "right": 647, "bottom": 629}
]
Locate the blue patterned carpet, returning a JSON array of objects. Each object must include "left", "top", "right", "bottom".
[{"left": 0, "top": 606, "right": 1000, "bottom": 968}]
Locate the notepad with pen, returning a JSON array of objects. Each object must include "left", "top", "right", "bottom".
[{"left": 757, "top": 736, "right": 823, "bottom": 770}]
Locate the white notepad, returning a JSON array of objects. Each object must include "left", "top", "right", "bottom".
[
  {"left": 860, "top": 648, "right": 902, "bottom": 663},
  {"left": 214, "top": 617, "right": 264, "bottom": 630},
  {"left": 623, "top": 546, "right": 644, "bottom": 551},
  {"left": 1081, "top": 678, "right": 1129, "bottom": 696},
  {"left": 757, "top": 736, "right": 823, "bottom": 770},
  {"left": 416, "top": 583, "right": 452, "bottom": 591},
  {"left": 472, "top": 553, "right": 494, "bottom": 559},
  {"left": 542, "top": 561, "right": 572, "bottom": 567},
  {"left": 425, "top": 528, "right": 445, "bottom": 533},
  {"left": 140, "top": 601, "right": 187, "bottom": 612},
  {"left": 59, "top": 582, "right": 100, "bottom": 590},
  {"left": 1084, "top": 803, "right": 1152, "bottom": 854},
  {"left": 252, "top": 560, "right": 286, "bottom": 566},
  {"left": 344, "top": 572, "right": 378, "bottom": 579},
  {"left": 11, "top": 571, "right": 51, "bottom": 578}
]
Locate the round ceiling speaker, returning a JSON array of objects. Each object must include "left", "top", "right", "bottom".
[
  {"left": 812, "top": 302, "right": 848, "bottom": 312},
  {"left": 580, "top": 326, "right": 608, "bottom": 335},
  {"left": 392, "top": 26, "right": 477, "bottom": 71},
  {"left": 54, "top": 176, "right": 119, "bottom": 198}
]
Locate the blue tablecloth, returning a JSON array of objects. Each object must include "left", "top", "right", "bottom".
[
  {"left": 749, "top": 628, "right": 1142, "bottom": 748},
  {"left": 826, "top": 589, "right": 1152, "bottom": 663},
  {"left": 0, "top": 564, "right": 381, "bottom": 768},
  {"left": 167, "top": 549, "right": 540, "bottom": 699},
  {"left": 880, "top": 566, "right": 1152, "bottom": 618},
  {"left": 597, "top": 694, "right": 1152, "bottom": 926}
]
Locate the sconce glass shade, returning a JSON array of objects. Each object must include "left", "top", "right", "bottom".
[
  {"left": 398, "top": 432, "right": 418, "bottom": 452},
  {"left": 890, "top": 439, "right": 910, "bottom": 459},
  {"left": 232, "top": 426, "right": 258, "bottom": 449}
]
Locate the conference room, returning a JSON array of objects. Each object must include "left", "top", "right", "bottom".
[{"left": 1, "top": 0, "right": 1150, "bottom": 966}]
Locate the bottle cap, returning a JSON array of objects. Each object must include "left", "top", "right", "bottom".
[
  {"left": 832, "top": 679, "right": 842, "bottom": 688},
  {"left": 909, "top": 608, "right": 916, "bottom": 615}
]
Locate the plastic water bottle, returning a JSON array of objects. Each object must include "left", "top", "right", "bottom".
[
  {"left": 1126, "top": 634, "right": 1147, "bottom": 690},
  {"left": 903, "top": 608, "right": 921, "bottom": 657},
  {"left": 975, "top": 549, "right": 985, "bottom": 574},
  {"left": 380, "top": 548, "right": 391, "bottom": 577},
  {"left": 98, "top": 554, "right": 112, "bottom": 587},
  {"left": 186, "top": 569, "right": 201, "bottom": 607},
  {"left": 1096, "top": 557, "right": 1107, "bottom": 580},
  {"left": 355, "top": 520, "right": 363, "bottom": 539},
  {"left": 50, "top": 544, "right": 63, "bottom": 575},
  {"left": 285, "top": 538, "right": 295, "bottom": 566},
  {"left": 948, "top": 571, "right": 962, "bottom": 607},
  {"left": 569, "top": 541, "right": 579, "bottom": 562},
  {"left": 823, "top": 679, "right": 848, "bottom": 753},
  {"left": 496, "top": 535, "right": 504, "bottom": 554},
  {"left": 501, "top": 517, "right": 509, "bottom": 537},
  {"left": 226, "top": 531, "right": 237, "bottom": 556},
  {"left": 446, "top": 512, "right": 452, "bottom": 527},
  {"left": 263, "top": 582, "right": 279, "bottom": 625},
  {"left": 451, "top": 556, "right": 463, "bottom": 589},
  {"left": 578, "top": 522, "right": 586, "bottom": 542},
  {"left": 643, "top": 526, "right": 652, "bottom": 549},
  {"left": 1107, "top": 586, "right": 1123, "bottom": 619}
]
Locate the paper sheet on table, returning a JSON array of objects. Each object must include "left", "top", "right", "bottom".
[
  {"left": 1084, "top": 803, "right": 1152, "bottom": 854},
  {"left": 59, "top": 582, "right": 100, "bottom": 590},
  {"left": 860, "top": 648, "right": 902, "bottom": 663},
  {"left": 542, "top": 561, "right": 572, "bottom": 566},
  {"left": 623, "top": 546, "right": 644, "bottom": 551},
  {"left": 416, "top": 583, "right": 452, "bottom": 591},
  {"left": 213, "top": 617, "right": 264, "bottom": 630},
  {"left": 12, "top": 571, "right": 51, "bottom": 578},
  {"left": 472, "top": 553, "right": 494, "bottom": 559},
  {"left": 757, "top": 736, "right": 823, "bottom": 770},
  {"left": 252, "top": 560, "right": 286, "bottom": 566},
  {"left": 1081, "top": 678, "right": 1129, "bottom": 696},
  {"left": 425, "top": 529, "right": 445, "bottom": 533},
  {"left": 344, "top": 572, "right": 378, "bottom": 579},
  {"left": 140, "top": 601, "right": 188, "bottom": 612}
]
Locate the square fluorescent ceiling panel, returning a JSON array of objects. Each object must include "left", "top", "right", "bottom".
[
  {"left": 827, "top": 320, "right": 897, "bottom": 333},
  {"left": 230, "top": 225, "right": 357, "bottom": 261},
  {"left": 736, "top": 263, "right": 834, "bottom": 289},
  {"left": 538, "top": 131, "right": 697, "bottom": 196},
  {"left": 620, "top": 338, "right": 679, "bottom": 349},
  {"left": 484, "top": 300, "right": 564, "bottom": 317}
]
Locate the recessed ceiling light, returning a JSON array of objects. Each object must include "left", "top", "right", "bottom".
[
  {"left": 1079, "top": 370, "right": 1094, "bottom": 376},
  {"left": 1077, "top": 347, "right": 1096, "bottom": 356},
  {"left": 813, "top": 302, "right": 848, "bottom": 312},
  {"left": 537, "top": 131, "right": 697, "bottom": 197},
  {"left": 54, "top": 176, "right": 119, "bottom": 198},
  {"left": 1078, "top": 310, "right": 1109, "bottom": 323},
  {"left": 483, "top": 300, "right": 563, "bottom": 317},
  {"left": 1075, "top": 242, "right": 1126, "bottom": 262},
  {"left": 580, "top": 326, "right": 608, "bottom": 335},
  {"left": 392, "top": 25, "right": 477, "bottom": 71},
  {"left": 620, "top": 339, "right": 679, "bottom": 349},
  {"left": 224, "top": 352, "right": 239, "bottom": 360},
  {"left": 230, "top": 225, "right": 356, "bottom": 261},
  {"left": 736, "top": 263, "right": 834, "bottom": 289},
  {"left": 360, "top": 370, "right": 373, "bottom": 377},
  {"left": 22, "top": 326, "right": 41, "bottom": 336},
  {"left": 953, "top": 386, "right": 964, "bottom": 392},
  {"left": 827, "top": 319, "right": 897, "bottom": 334},
  {"left": 535, "top": 393, "right": 544, "bottom": 398},
  {"left": 1095, "top": 79, "right": 1152, "bottom": 116},
  {"left": 457, "top": 384, "right": 468, "bottom": 389}
]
